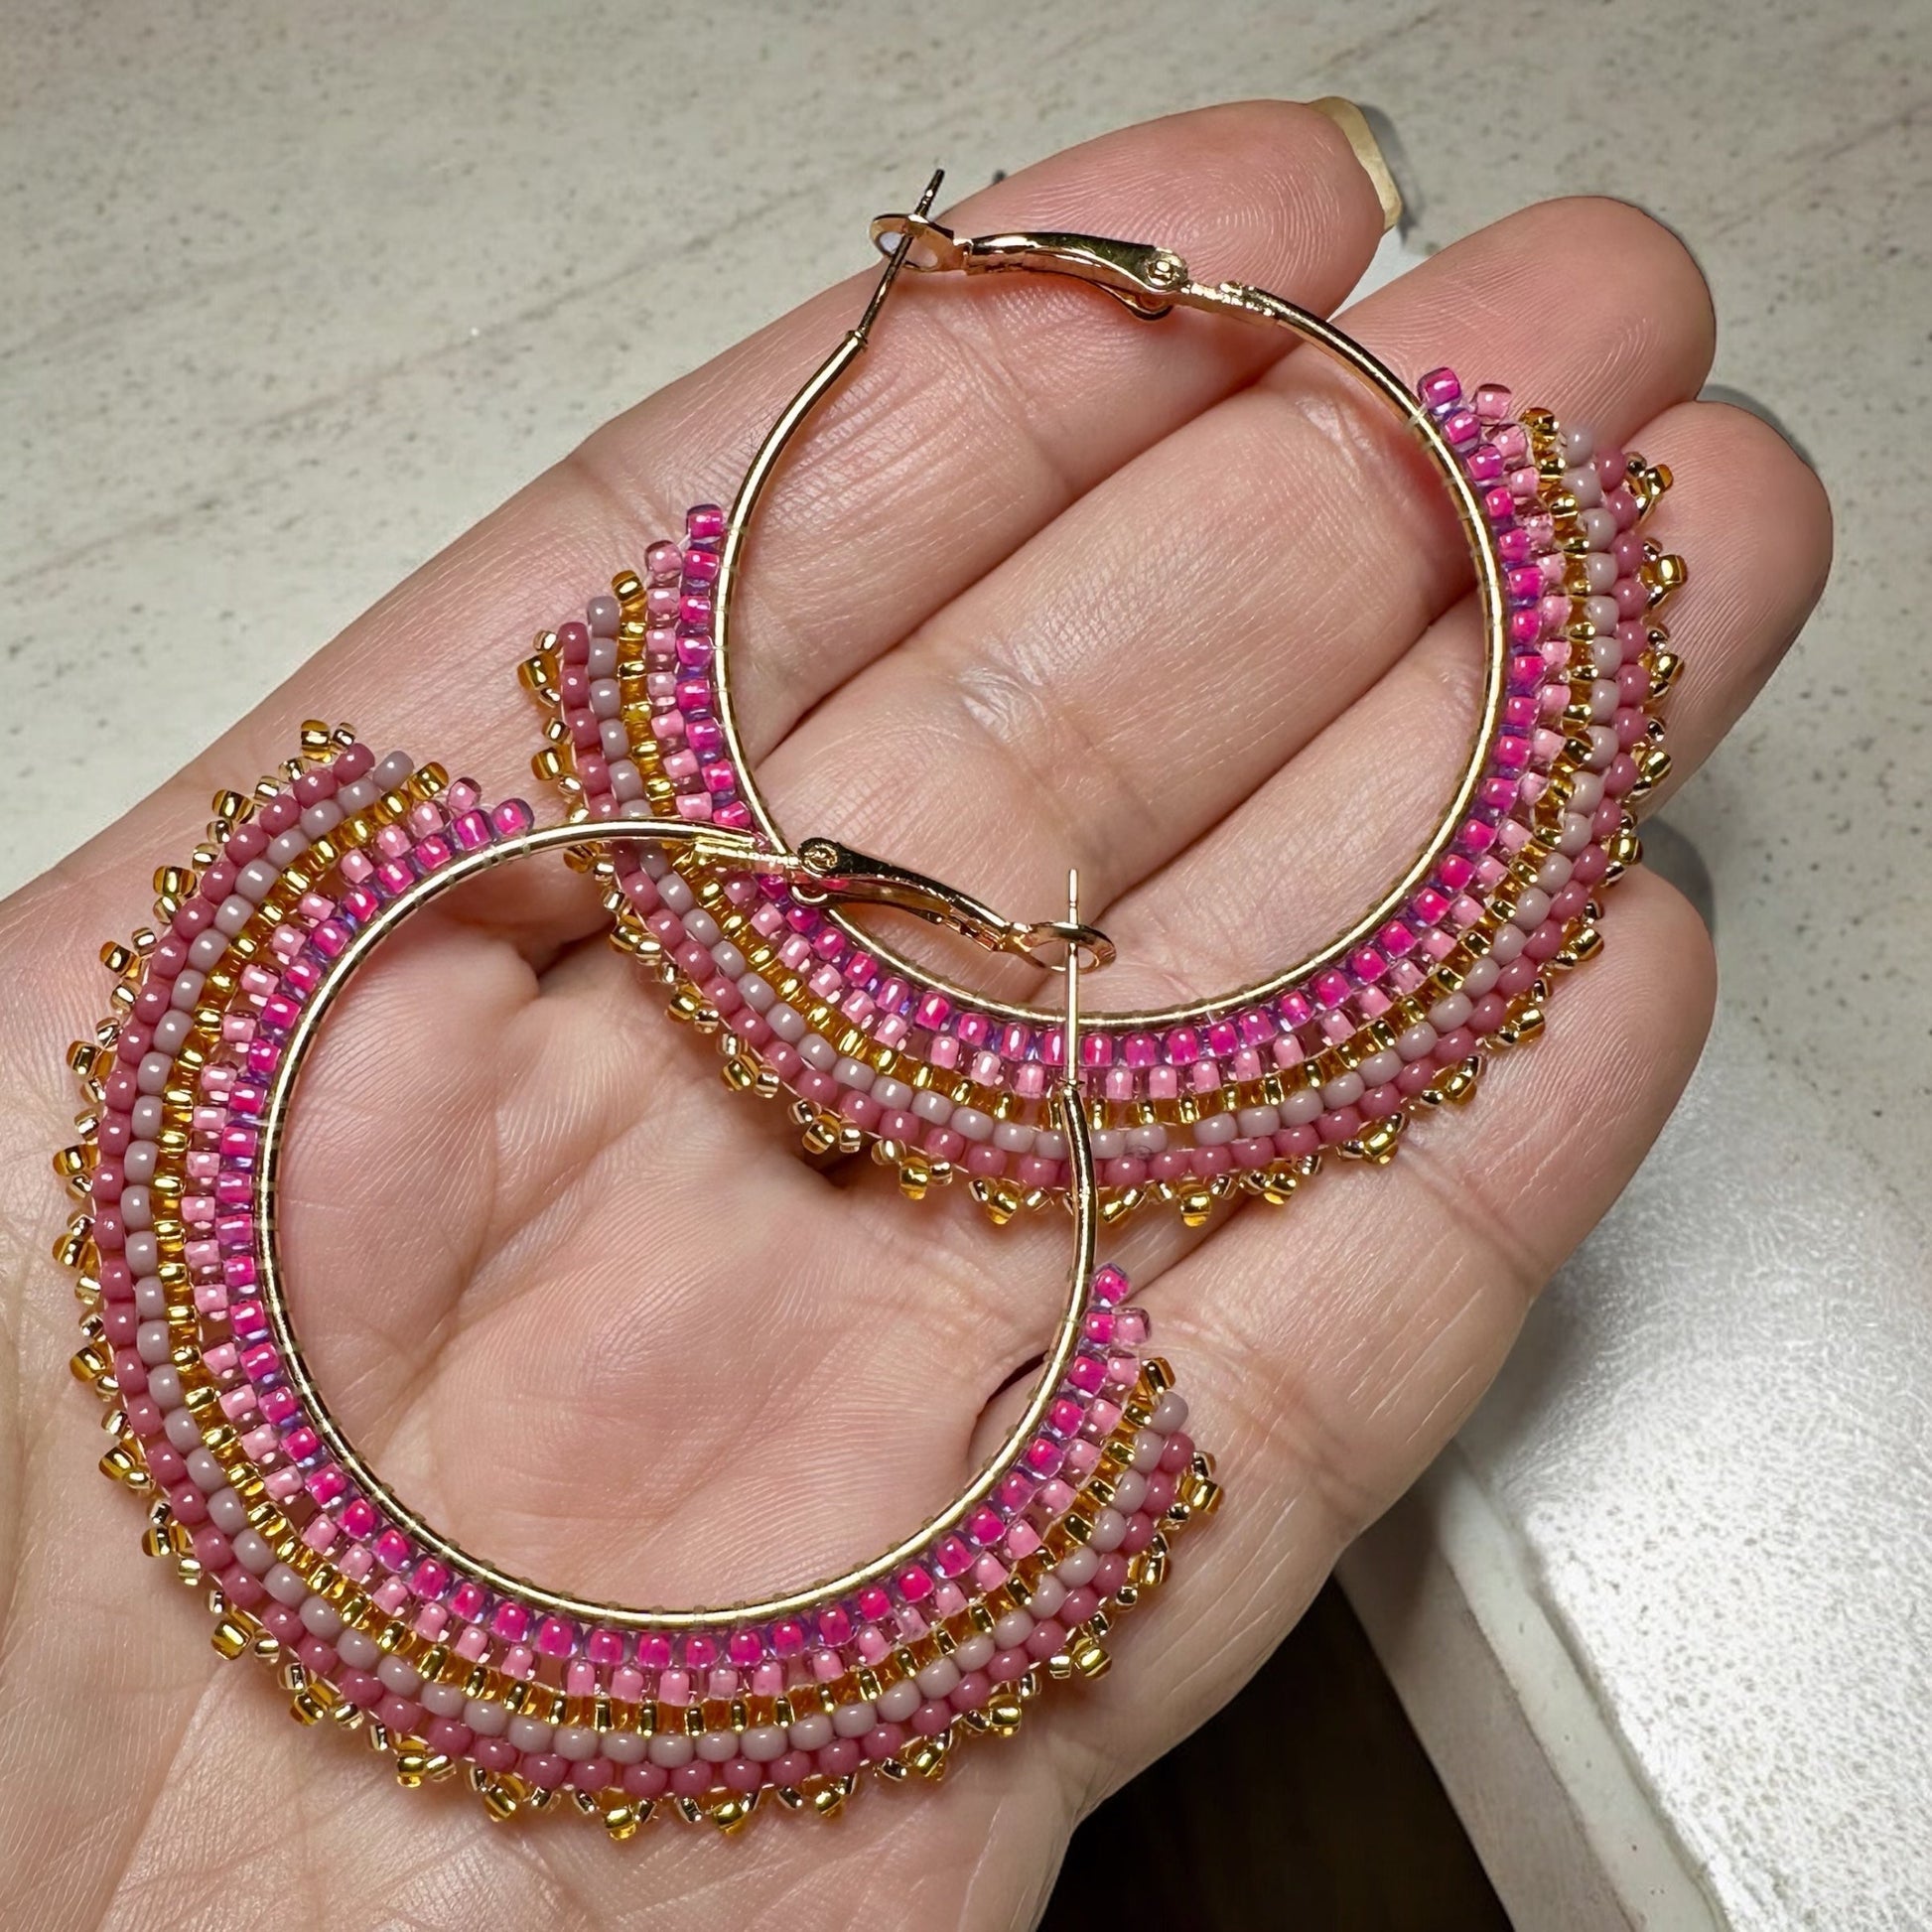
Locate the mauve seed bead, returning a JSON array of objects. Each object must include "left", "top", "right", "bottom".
[
  {"left": 742, "top": 1725, "right": 786, "bottom": 1763},
  {"left": 1281, "top": 1088, "right": 1323, "bottom": 1126},
  {"left": 1153, "top": 1392, "right": 1191, "bottom": 1433},
  {"left": 683, "top": 906, "right": 720, "bottom": 945},
  {"left": 1358, "top": 1049, "right": 1402, "bottom": 1086},
  {"left": 599, "top": 720, "right": 629, "bottom": 759},
  {"left": 338, "top": 1628, "right": 381, "bottom": 1670},
  {"left": 507, "top": 1715, "right": 553, "bottom": 1753},
  {"left": 554, "top": 1725, "right": 600, "bottom": 1762},
  {"left": 126, "top": 1233, "right": 159, "bottom": 1274},
  {"left": 1193, "top": 1111, "right": 1237, "bottom": 1147},
  {"left": 788, "top": 1713, "right": 832, "bottom": 1751},
  {"left": 146, "top": 1362, "right": 181, "bottom": 1407},
  {"left": 834, "top": 1055, "right": 873, "bottom": 1090},
  {"left": 300, "top": 802, "right": 344, "bottom": 839},
  {"left": 1030, "top": 1576, "right": 1066, "bottom": 1619},
  {"left": 164, "top": 1409, "right": 202, "bottom": 1452},
  {"left": 1112, "top": 1470, "right": 1149, "bottom": 1514},
  {"left": 1490, "top": 924, "right": 1525, "bottom": 964},
  {"left": 1463, "top": 958, "right": 1500, "bottom": 998},
  {"left": 300, "top": 1596, "right": 344, "bottom": 1640},
  {"left": 604, "top": 1729, "right": 646, "bottom": 1764},
  {"left": 463, "top": 1697, "right": 506, "bottom": 1735},
  {"left": 120, "top": 1186, "right": 150, "bottom": 1230},
  {"left": 738, "top": 974, "right": 776, "bottom": 1012},
  {"left": 831, "top": 1702, "right": 876, "bottom": 1739},
  {"left": 372, "top": 752, "right": 414, "bottom": 789},
  {"left": 1055, "top": 1548, "right": 1099, "bottom": 1588},
  {"left": 1237, "top": 1106, "right": 1280, "bottom": 1138},
  {"left": 132, "top": 1097, "right": 163, "bottom": 1138},
  {"left": 338, "top": 777, "right": 378, "bottom": 813},
  {"left": 648, "top": 1730, "right": 695, "bottom": 1766},
  {"left": 876, "top": 1680, "right": 920, "bottom": 1723},
  {"left": 188, "top": 930, "right": 226, "bottom": 971},
  {"left": 1089, "top": 1128, "right": 1124, "bottom": 1160},
  {"left": 234, "top": 860, "right": 277, "bottom": 902},
  {"left": 916, "top": 1657, "right": 962, "bottom": 1700},
  {"left": 1089, "top": 1509, "right": 1128, "bottom": 1553},
  {"left": 911, "top": 1090, "right": 952, "bottom": 1124},
  {"left": 952, "top": 1106, "right": 993, "bottom": 1142},
  {"left": 587, "top": 594, "right": 621, "bottom": 635},
  {"left": 798, "top": 1035, "right": 835, "bottom": 1072},
  {"left": 1430, "top": 992, "right": 1473, "bottom": 1032},
  {"left": 766, "top": 1003, "right": 804, "bottom": 1042},
  {"left": 267, "top": 831, "right": 306, "bottom": 867},
  {"left": 1130, "top": 1430, "right": 1164, "bottom": 1473},
  {"left": 136, "top": 1320, "right": 170, "bottom": 1365},
  {"left": 167, "top": 971, "right": 203, "bottom": 1014},
  {"left": 136, "top": 1281, "right": 166, "bottom": 1321},
  {"left": 588, "top": 637, "right": 619, "bottom": 677},
  {"left": 377, "top": 1655, "right": 422, "bottom": 1696},
  {"left": 136, "top": 1051, "right": 173, "bottom": 1094},
  {"left": 208, "top": 1488, "right": 247, "bottom": 1534},
  {"left": 874, "top": 1076, "right": 912, "bottom": 1110},
  {"left": 1125, "top": 1124, "right": 1167, "bottom": 1157},
  {"left": 696, "top": 1728, "right": 739, "bottom": 1763},
  {"left": 153, "top": 1012, "right": 192, "bottom": 1054},
  {"left": 656, "top": 872, "right": 694, "bottom": 912},
  {"left": 714, "top": 941, "right": 747, "bottom": 978}
]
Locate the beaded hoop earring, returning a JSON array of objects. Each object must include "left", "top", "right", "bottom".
[
  {"left": 522, "top": 172, "right": 1687, "bottom": 1226},
  {"left": 57, "top": 738, "right": 1215, "bottom": 1834}
]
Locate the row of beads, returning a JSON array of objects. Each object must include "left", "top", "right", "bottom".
[
  {"left": 60, "top": 741, "right": 1218, "bottom": 1829},
  {"left": 525, "top": 373, "right": 1681, "bottom": 1216}
]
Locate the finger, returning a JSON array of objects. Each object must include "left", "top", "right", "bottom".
[
  {"left": 1048, "top": 869, "right": 1716, "bottom": 1790},
  {"left": 755, "top": 197, "right": 1717, "bottom": 933},
  {"left": 1092, "top": 389, "right": 1831, "bottom": 1002},
  {"left": 40, "top": 101, "right": 1385, "bottom": 927}
]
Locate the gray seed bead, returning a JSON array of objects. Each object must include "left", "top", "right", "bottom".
[
  {"left": 1562, "top": 462, "right": 1602, "bottom": 507},
  {"left": 994, "top": 1120, "right": 1035, "bottom": 1154},
  {"left": 1430, "top": 992, "right": 1472, "bottom": 1032},
  {"left": 164, "top": 1408, "right": 202, "bottom": 1452},
  {"left": 301, "top": 1596, "right": 344, "bottom": 1640},
  {"left": 136, "top": 1278, "right": 168, "bottom": 1317},
  {"left": 798, "top": 1035, "right": 836, "bottom": 1072},
  {"left": 1537, "top": 854, "right": 1573, "bottom": 893},
  {"left": 916, "top": 1658, "right": 961, "bottom": 1700},
  {"left": 553, "top": 1725, "right": 600, "bottom": 1762},
  {"left": 738, "top": 974, "right": 776, "bottom": 1012},
  {"left": 599, "top": 719, "right": 630, "bottom": 759},
  {"left": 1512, "top": 888, "right": 1552, "bottom": 930},
  {"left": 168, "top": 970, "right": 204, "bottom": 1012},
  {"left": 952, "top": 1106, "right": 993, "bottom": 1142},
  {"left": 1570, "top": 771, "right": 1604, "bottom": 812},
  {"left": 1237, "top": 1106, "right": 1281, "bottom": 1138},
  {"left": 146, "top": 1361, "right": 181, "bottom": 1406},
  {"left": 657, "top": 871, "right": 694, "bottom": 912},
  {"left": 834, "top": 1056, "right": 874, "bottom": 1091},
  {"left": 766, "top": 1003, "right": 805, "bottom": 1042},
  {"left": 1584, "top": 550, "right": 1617, "bottom": 594},
  {"left": 136, "top": 1319, "right": 171, "bottom": 1365},
  {"left": 876, "top": 1681, "right": 920, "bottom": 1723},
  {"left": 1035, "top": 1130, "right": 1068, "bottom": 1162},
  {"left": 1462, "top": 957, "right": 1500, "bottom": 998},
  {"left": 1589, "top": 633, "right": 1622, "bottom": 675},
  {"left": 1111, "top": 1470, "right": 1148, "bottom": 1514},
  {"left": 1580, "top": 506, "right": 1617, "bottom": 549},
  {"left": 337, "top": 1628, "right": 380, "bottom": 1670},
  {"left": 911, "top": 1089, "right": 952, "bottom": 1124},
  {"left": 952, "top": 1634, "right": 995, "bottom": 1673},
  {"left": 1359, "top": 1049, "right": 1403, "bottom": 1086},
  {"left": 300, "top": 801, "right": 343, "bottom": 839},
  {"left": 1088, "top": 1128, "right": 1123, "bottom": 1161},
  {"left": 507, "top": 1716, "right": 553, "bottom": 1753},
  {"left": 229, "top": 1530, "right": 274, "bottom": 1578},
  {"left": 1125, "top": 1124, "right": 1168, "bottom": 1157},
  {"left": 152, "top": 1011, "right": 192, "bottom": 1054},
  {"left": 1398, "top": 1023, "right": 1439, "bottom": 1062},
  {"left": 684, "top": 906, "right": 720, "bottom": 946},
  {"left": 136, "top": 1052, "right": 173, "bottom": 1095},
  {"left": 1029, "top": 1576, "right": 1066, "bottom": 1619},
  {"left": 1088, "top": 1508, "right": 1127, "bottom": 1553},
  {"left": 1562, "top": 423, "right": 1595, "bottom": 464},
  {"left": 126, "top": 1233, "right": 158, "bottom": 1276},
  {"left": 1321, "top": 1072, "right": 1364, "bottom": 1109},
  {"left": 121, "top": 1187, "right": 151, "bottom": 1230},
  {"left": 590, "top": 677, "right": 622, "bottom": 719},
  {"left": 992, "top": 1610, "right": 1034, "bottom": 1650},
  {"left": 235, "top": 859, "right": 278, "bottom": 902},
  {"left": 1130, "top": 1430, "right": 1164, "bottom": 1474},
  {"left": 264, "top": 1564, "right": 308, "bottom": 1607},
  {"left": 787, "top": 1713, "right": 832, "bottom": 1752},
  {"left": 648, "top": 1729, "right": 695, "bottom": 1766},
  {"left": 587, "top": 637, "right": 619, "bottom": 677},
  {"left": 207, "top": 1488, "right": 247, "bottom": 1534},
  {"left": 1193, "top": 1111, "right": 1237, "bottom": 1147},
  {"left": 1559, "top": 812, "right": 1593, "bottom": 856},
  {"left": 1153, "top": 1391, "right": 1190, "bottom": 1433},
  {"left": 337, "top": 778, "right": 378, "bottom": 813},
  {"left": 188, "top": 930, "right": 227, "bottom": 971},
  {"left": 619, "top": 800, "right": 652, "bottom": 820},
  {"left": 1055, "top": 1547, "right": 1099, "bottom": 1588},
  {"left": 741, "top": 1725, "right": 787, "bottom": 1763},
  {"left": 131, "top": 1097, "right": 164, "bottom": 1139},
  {"left": 696, "top": 1728, "right": 739, "bottom": 1763},
  {"left": 377, "top": 1655, "right": 422, "bottom": 1696},
  {"left": 268, "top": 830, "right": 307, "bottom": 867},
  {"left": 831, "top": 1701, "right": 877, "bottom": 1739},
  {"left": 1489, "top": 923, "right": 1525, "bottom": 964},
  {"left": 419, "top": 1680, "right": 465, "bottom": 1718},
  {"left": 713, "top": 941, "right": 747, "bottom": 979},
  {"left": 1585, "top": 595, "right": 1621, "bottom": 634},
  {"left": 588, "top": 595, "right": 622, "bottom": 637},
  {"left": 1590, "top": 679, "right": 1618, "bottom": 723},
  {"left": 610, "top": 761, "right": 644, "bottom": 802},
  {"left": 873, "top": 1077, "right": 912, "bottom": 1110},
  {"left": 372, "top": 752, "right": 414, "bottom": 789},
  {"left": 463, "top": 1696, "right": 507, "bottom": 1735},
  {"left": 1281, "top": 1088, "right": 1323, "bottom": 1126},
  {"left": 604, "top": 1729, "right": 646, "bottom": 1764}
]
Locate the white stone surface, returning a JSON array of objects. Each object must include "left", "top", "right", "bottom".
[{"left": 5, "top": 5, "right": 1927, "bottom": 1928}]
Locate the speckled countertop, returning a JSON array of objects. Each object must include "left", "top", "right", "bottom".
[{"left": 5, "top": 5, "right": 1927, "bottom": 1928}]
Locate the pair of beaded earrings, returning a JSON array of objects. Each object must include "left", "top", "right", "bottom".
[{"left": 55, "top": 172, "right": 1684, "bottom": 1836}]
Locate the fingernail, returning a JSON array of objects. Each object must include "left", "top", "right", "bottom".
[{"left": 1309, "top": 97, "right": 1405, "bottom": 234}]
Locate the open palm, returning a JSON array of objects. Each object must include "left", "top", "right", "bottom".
[{"left": 0, "top": 102, "right": 1827, "bottom": 1932}]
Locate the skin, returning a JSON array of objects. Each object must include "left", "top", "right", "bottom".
[{"left": 0, "top": 102, "right": 1829, "bottom": 1932}]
